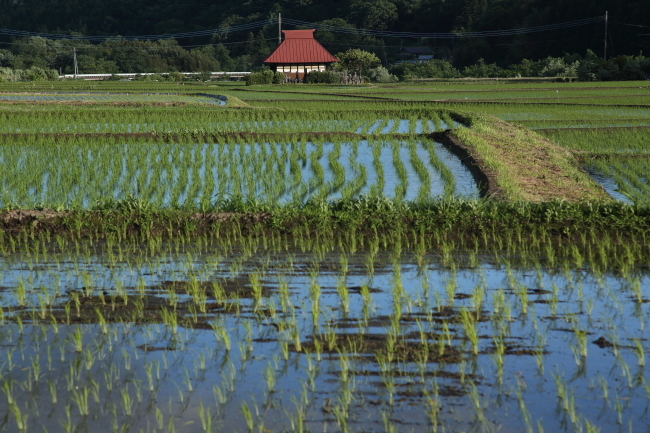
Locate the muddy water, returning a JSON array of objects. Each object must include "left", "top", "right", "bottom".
[{"left": 0, "top": 245, "right": 648, "bottom": 432}]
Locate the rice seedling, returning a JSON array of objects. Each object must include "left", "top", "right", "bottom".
[{"left": 0, "top": 80, "right": 649, "bottom": 433}]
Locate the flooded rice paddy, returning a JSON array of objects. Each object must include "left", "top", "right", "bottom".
[
  {"left": 1, "top": 81, "right": 649, "bottom": 432},
  {"left": 0, "top": 140, "right": 479, "bottom": 209},
  {"left": 0, "top": 93, "right": 226, "bottom": 105},
  {"left": 583, "top": 159, "right": 650, "bottom": 205},
  {"left": 0, "top": 240, "right": 649, "bottom": 432},
  {"left": 583, "top": 167, "right": 635, "bottom": 205},
  {"left": 0, "top": 119, "right": 458, "bottom": 134}
]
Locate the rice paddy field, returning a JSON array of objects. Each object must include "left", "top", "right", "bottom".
[{"left": 1, "top": 78, "right": 650, "bottom": 433}]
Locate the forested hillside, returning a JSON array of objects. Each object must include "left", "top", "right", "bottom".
[{"left": 0, "top": 0, "right": 647, "bottom": 74}]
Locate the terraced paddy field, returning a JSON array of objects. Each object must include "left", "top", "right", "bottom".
[
  {"left": 0, "top": 93, "right": 226, "bottom": 105},
  {"left": 1, "top": 79, "right": 650, "bottom": 433}
]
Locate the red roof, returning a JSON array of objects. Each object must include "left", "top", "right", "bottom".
[{"left": 264, "top": 30, "right": 338, "bottom": 64}]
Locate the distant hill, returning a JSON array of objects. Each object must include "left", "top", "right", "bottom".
[{"left": 0, "top": 0, "right": 646, "bottom": 68}]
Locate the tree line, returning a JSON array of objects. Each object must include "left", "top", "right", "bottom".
[{"left": 0, "top": 0, "right": 648, "bottom": 79}]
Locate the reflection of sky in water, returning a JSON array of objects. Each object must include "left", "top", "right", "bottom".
[
  {"left": 0, "top": 119, "right": 462, "bottom": 134},
  {"left": 0, "top": 140, "right": 479, "bottom": 208},
  {"left": 583, "top": 166, "right": 634, "bottom": 204},
  {"left": 0, "top": 247, "right": 648, "bottom": 432}
]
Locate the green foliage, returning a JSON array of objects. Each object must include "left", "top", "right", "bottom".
[
  {"left": 304, "top": 70, "right": 340, "bottom": 84},
  {"left": 587, "top": 158, "right": 650, "bottom": 205},
  {"left": 389, "top": 51, "right": 650, "bottom": 81},
  {"left": 168, "top": 71, "right": 184, "bottom": 82},
  {"left": 349, "top": 0, "right": 398, "bottom": 30},
  {"left": 0, "top": 0, "right": 647, "bottom": 74},
  {"left": 366, "top": 66, "right": 398, "bottom": 83},
  {"left": 461, "top": 58, "right": 511, "bottom": 78},
  {"left": 335, "top": 49, "right": 381, "bottom": 73},
  {"left": 24, "top": 67, "right": 58, "bottom": 81},
  {"left": 245, "top": 70, "right": 284, "bottom": 85},
  {"left": 390, "top": 60, "right": 460, "bottom": 80}
]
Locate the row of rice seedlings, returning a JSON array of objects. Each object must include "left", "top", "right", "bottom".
[
  {"left": 391, "top": 141, "right": 408, "bottom": 200},
  {"left": 368, "top": 142, "right": 384, "bottom": 197},
  {"left": 325, "top": 141, "right": 346, "bottom": 197},
  {"left": 423, "top": 142, "right": 457, "bottom": 197},
  {"left": 0, "top": 105, "right": 461, "bottom": 135},
  {"left": 0, "top": 93, "right": 222, "bottom": 105},
  {"left": 518, "top": 119, "right": 650, "bottom": 129},
  {"left": 512, "top": 96, "right": 650, "bottom": 106},
  {"left": 0, "top": 223, "right": 648, "bottom": 432},
  {"left": 1, "top": 117, "right": 456, "bottom": 134},
  {"left": 467, "top": 105, "right": 649, "bottom": 124},
  {"left": 0, "top": 137, "right": 462, "bottom": 208},
  {"left": 587, "top": 158, "right": 650, "bottom": 204},
  {"left": 538, "top": 127, "right": 650, "bottom": 154},
  {"left": 2, "top": 79, "right": 641, "bottom": 94},
  {"left": 340, "top": 152, "right": 367, "bottom": 201},
  {"left": 4, "top": 199, "right": 648, "bottom": 279},
  {"left": 407, "top": 140, "right": 431, "bottom": 202},
  {"left": 308, "top": 141, "right": 326, "bottom": 200}
]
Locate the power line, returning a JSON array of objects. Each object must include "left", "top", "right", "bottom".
[
  {"left": 284, "top": 16, "right": 605, "bottom": 39},
  {"left": 611, "top": 21, "right": 650, "bottom": 29},
  {"left": 0, "top": 20, "right": 274, "bottom": 41},
  {"left": 0, "top": 38, "right": 276, "bottom": 50},
  {"left": 491, "top": 35, "right": 587, "bottom": 47},
  {"left": 0, "top": 15, "right": 606, "bottom": 41}
]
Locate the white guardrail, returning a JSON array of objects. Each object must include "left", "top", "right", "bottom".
[{"left": 58, "top": 72, "right": 251, "bottom": 80}]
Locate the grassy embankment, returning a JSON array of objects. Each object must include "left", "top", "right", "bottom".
[{"left": 450, "top": 113, "right": 610, "bottom": 201}]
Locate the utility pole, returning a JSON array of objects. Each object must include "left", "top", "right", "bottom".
[
  {"left": 278, "top": 13, "right": 282, "bottom": 45},
  {"left": 73, "top": 47, "right": 78, "bottom": 78},
  {"left": 604, "top": 11, "right": 608, "bottom": 61}
]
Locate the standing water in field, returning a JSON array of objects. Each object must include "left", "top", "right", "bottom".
[
  {"left": 0, "top": 239, "right": 649, "bottom": 433},
  {"left": 583, "top": 166, "right": 635, "bottom": 204},
  {"left": 0, "top": 140, "right": 479, "bottom": 208}
]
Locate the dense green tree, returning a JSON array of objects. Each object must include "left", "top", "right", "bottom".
[
  {"left": 349, "top": 0, "right": 398, "bottom": 30},
  {"left": 0, "top": 0, "right": 646, "bottom": 73},
  {"left": 335, "top": 49, "right": 381, "bottom": 73}
]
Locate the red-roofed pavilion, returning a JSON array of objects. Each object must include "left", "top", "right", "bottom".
[{"left": 263, "top": 30, "right": 338, "bottom": 80}]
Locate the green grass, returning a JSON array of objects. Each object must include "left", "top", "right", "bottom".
[{"left": 452, "top": 114, "right": 608, "bottom": 201}]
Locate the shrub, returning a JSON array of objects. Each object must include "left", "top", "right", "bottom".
[
  {"left": 24, "top": 67, "right": 57, "bottom": 81},
  {"left": 167, "top": 71, "right": 183, "bottom": 82},
  {"left": 366, "top": 66, "right": 398, "bottom": 83},
  {"left": 461, "top": 59, "right": 508, "bottom": 78},
  {"left": 304, "top": 70, "right": 339, "bottom": 84},
  {"left": 245, "top": 70, "right": 284, "bottom": 85},
  {"left": 389, "top": 60, "right": 460, "bottom": 80},
  {"left": 538, "top": 57, "right": 578, "bottom": 78},
  {"left": 334, "top": 49, "right": 381, "bottom": 74}
]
